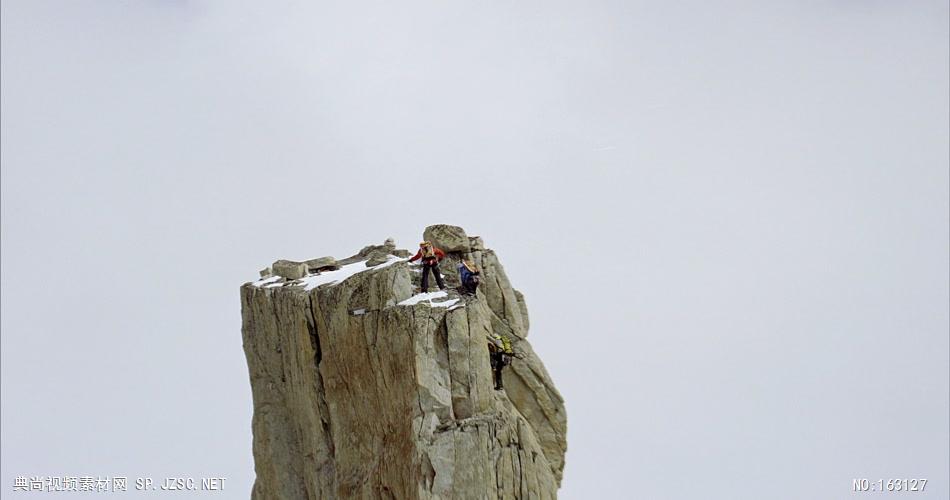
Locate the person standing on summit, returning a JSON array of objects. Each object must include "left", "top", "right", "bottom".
[{"left": 409, "top": 241, "right": 446, "bottom": 292}]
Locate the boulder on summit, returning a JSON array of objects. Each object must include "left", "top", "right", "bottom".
[{"left": 423, "top": 224, "right": 470, "bottom": 253}]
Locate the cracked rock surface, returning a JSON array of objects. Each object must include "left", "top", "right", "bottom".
[{"left": 240, "top": 227, "right": 567, "bottom": 499}]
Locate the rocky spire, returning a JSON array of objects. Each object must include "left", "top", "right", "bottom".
[{"left": 240, "top": 225, "right": 567, "bottom": 499}]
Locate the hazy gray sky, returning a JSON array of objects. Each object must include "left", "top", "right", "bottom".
[{"left": 2, "top": 1, "right": 948, "bottom": 498}]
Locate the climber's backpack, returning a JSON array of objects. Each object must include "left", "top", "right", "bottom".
[
  {"left": 488, "top": 333, "right": 514, "bottom": 355},
  {"left": 499, "top": 334, "right": 513, "bottom": 354}
]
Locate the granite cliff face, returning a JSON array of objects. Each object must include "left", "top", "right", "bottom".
[{"left": 240, "top": 225, "right": 566, "bottom": 499}]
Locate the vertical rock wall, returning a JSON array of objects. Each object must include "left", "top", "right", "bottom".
[{"left": 240, "top": 230, "right": 566, "bottom": 499}]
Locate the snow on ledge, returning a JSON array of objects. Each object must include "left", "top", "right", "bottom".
[
  {"left": 398, "top": 291, "right": 446, "bottom": 305},
  {"left": 398, "top": 291, "right": 461, "bottom": 309},
  {"left": 436, "top": 299, "right": 461, "bottom": 309},
  {"left": 251, "top": 276, "right": 282, "bottom": 288},
  {"left": 295, "top": 255, "right": 406, "bottom": 291}
]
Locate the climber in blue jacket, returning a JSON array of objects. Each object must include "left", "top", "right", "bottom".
[{"left": 457, "top": 259, "right": 480, "bottom": 296}]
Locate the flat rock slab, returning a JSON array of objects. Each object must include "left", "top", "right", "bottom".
[{"left": 305, "top": 256, "right": 340, "bottom": 272}]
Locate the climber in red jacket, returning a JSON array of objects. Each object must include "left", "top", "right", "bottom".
[{"left": 408, "top": 241, "right": 446, "bottom": 292}]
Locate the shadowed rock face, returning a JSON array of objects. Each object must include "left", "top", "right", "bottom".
[{"left": 240, "top": 227, "right": 567, "bottom": 499}]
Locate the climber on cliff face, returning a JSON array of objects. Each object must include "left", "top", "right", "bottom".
[
  {"left": 457, "top": 259, "right": 480, "bottom": 296},
  {"left": 408, "top": 241, "right": 446, "bottom": 293},
  {"left": 488, "top": 333, "right": 514, "bottom": 390}
]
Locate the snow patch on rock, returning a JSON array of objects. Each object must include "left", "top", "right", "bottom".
[
  {"left": 398, "top": 291, "right": 462, "bottom": 309},
  {"left": 295, "top": 255, "right": 406, "bottom": 291},
  {"left": 251, "top": 276, "right": 281, "bottom": 287}
]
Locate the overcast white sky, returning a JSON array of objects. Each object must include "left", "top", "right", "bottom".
[{"left": 2, "top": 1, "right": 948, "bottom": 498}]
